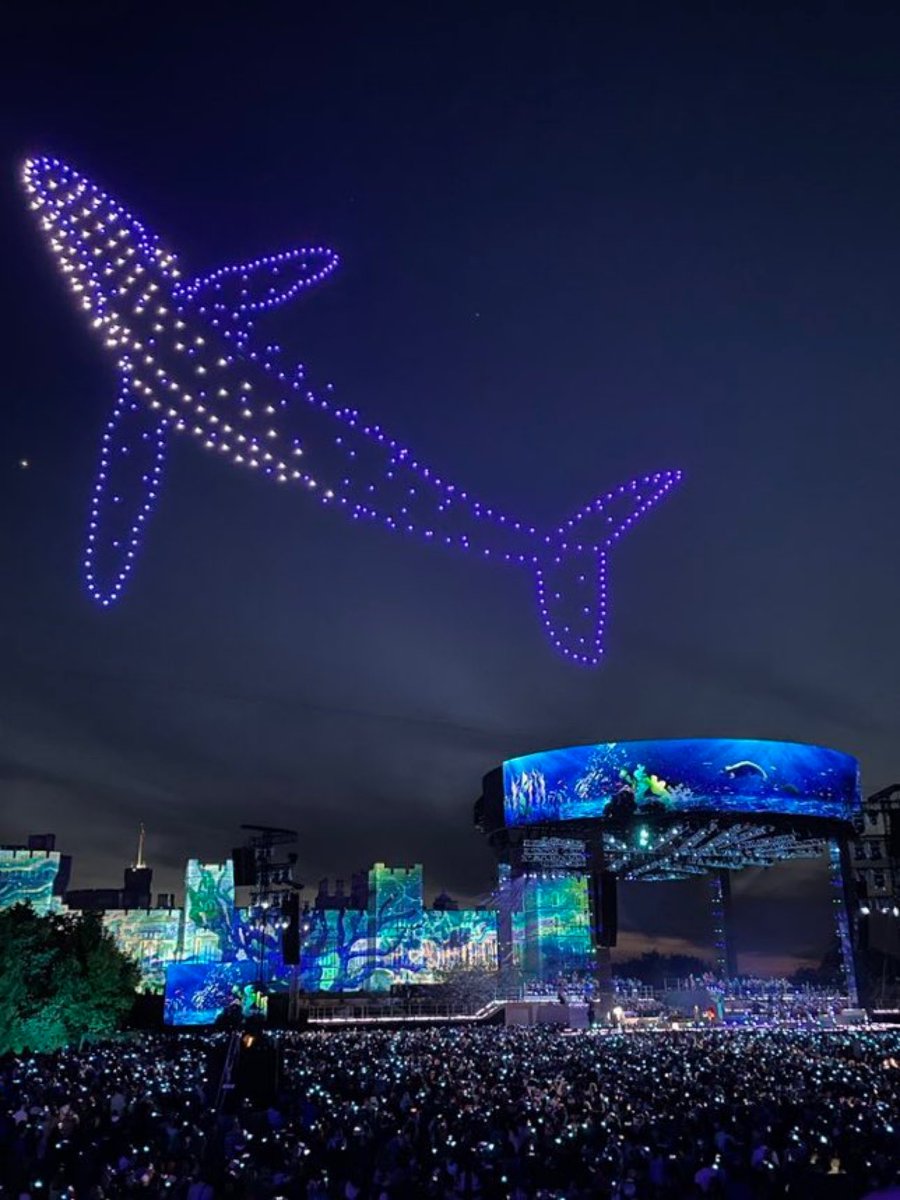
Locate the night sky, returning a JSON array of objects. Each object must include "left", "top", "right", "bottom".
[{"left": 3, "top": 4, "right": 899, "bottom": 975}]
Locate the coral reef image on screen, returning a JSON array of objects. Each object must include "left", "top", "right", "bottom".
[
  {"left": 162, "top": 861, "right": 497, "bottom": 1023},
  {"left": 421, "top": 909, "right": 497, "bottom": 975},
  {"left": 164, "top": 960, "right": 261, "bottom": 1027},
  {"left": 0, "top": 850, "right": 62, "bottom": 916},
  {"left": 503, "top": 739, "right": 860, "bottom": 827}
]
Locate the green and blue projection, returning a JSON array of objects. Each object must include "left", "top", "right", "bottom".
[
  {"left": 511, "top": 874, "right": 592, "bottom": 980},
  {"left": 503, "top": 738, "right": 860, "bottom": 827},
  {"left": 0, "top": 851, "right": 501, "bottom": 1024},
  {"left": 102, "top": 909, "right": 182, "bottom": 991},
  {"left": 0, "top": 850, "right": 586, "bottom": 1023},
  {"left": 0, "top": 850, "right": 63, "bottom": 916},
  {"left": 163, "top": 864, "right": 498, "bottom": 1026}
]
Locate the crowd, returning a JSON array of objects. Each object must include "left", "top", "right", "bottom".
[
  {"left": 519, "top": 972, "right": 850, "bottom": 1025},
  {"left": 671, "top": 975, "right": 848, "bottom": 1003},
  {"left": 1, "top": 1026, "right": 898, "bottom": 1199},
  {"left": 523, "top": 975, "right": 653, "bottom": 1001}
]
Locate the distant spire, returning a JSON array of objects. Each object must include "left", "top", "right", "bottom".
[{"left": 135, "top": 823, "right": 146, "bottom": 869}]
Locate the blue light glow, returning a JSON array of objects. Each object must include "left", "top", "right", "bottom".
[
  {"left": 161, "top": 859, "right": 498, "bottom": 1024},
  {"left": 503, "top": 738, "right": 861, "bottom": 826}
]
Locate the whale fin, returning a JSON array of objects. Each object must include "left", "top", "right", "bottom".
[
  {"left": 534, "top": 471, "right": 682, "bottom": 664},
  {"left": 83, "top": 379, "right": 169, "bottom": 606},
  {"left": 176, "top": 247, "right": 340, "bottom": 346}
]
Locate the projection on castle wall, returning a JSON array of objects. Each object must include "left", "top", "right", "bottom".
[
  {"left": 181, "top": 859, "right": 236, "bottom": 962},
  {"left": 163, "top": 861, "right": 498, "bottom": 1023},
  {"left": 421, "top": 909, "right": 497, "bottom": 977},
  {"left": 102, "top": 908, "right": 182, "bottom": 992},
  {"left": 510, "top": 874, "right": 592, "bottom": 980},
  {"left": 0, "top": 850, "right": 63, "bottom": 916}
]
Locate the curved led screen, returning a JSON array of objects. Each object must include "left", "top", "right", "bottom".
[{"left": 502, "top": 738, "right": 860, "bottom": 827}]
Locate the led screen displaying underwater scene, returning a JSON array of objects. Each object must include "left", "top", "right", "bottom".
[
  {"left": 164, "top": 960, "right": 261, "bottom": 1026},
  {"left": 503, "top": 739, "right": 860, "bottom": 827}
]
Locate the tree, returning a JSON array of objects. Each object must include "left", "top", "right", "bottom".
[
  {"left": 0, "top": 904, "right": 140, "bottom": 1053},
  {"left": 614, "top": 951, "right": 711, "bottom": 988}
]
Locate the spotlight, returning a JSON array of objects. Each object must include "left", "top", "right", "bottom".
[{"left": 860, "top": 904, "right": 871, "bottom": 916}]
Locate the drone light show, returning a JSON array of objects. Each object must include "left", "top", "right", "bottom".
[{"left": 22, "top": 156, "right": 682, "bottom": 664}]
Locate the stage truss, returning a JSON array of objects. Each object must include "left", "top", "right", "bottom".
[{"left": 601, "top": 821, "right": 828, "bottom": 881}]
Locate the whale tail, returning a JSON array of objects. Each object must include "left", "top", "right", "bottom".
[{"left": 534, "top": 471, "right": 682, "bottom": 664}]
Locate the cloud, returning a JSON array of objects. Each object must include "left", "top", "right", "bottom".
[
  {"left": 611, "top": 932, "right": 818, "bottom": 978},
  {"left": 737, "top": 949, "right": 820, "bottom": 976},
  {"left": 612, "top": 930, "right": 715, "bottom": 963}
]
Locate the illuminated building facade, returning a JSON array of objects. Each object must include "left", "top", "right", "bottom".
[
  {"left": 0, "top": 838, "right": 498, "bottom": 1025},
  {"left": 1, "top": 735, "right": 870, "bottom": 1022},
  {"left": 0, "top": 838, "right": 69, "bottom": 915}
]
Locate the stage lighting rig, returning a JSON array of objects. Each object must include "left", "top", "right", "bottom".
[{"left": 235, "top": 824, "right": 303, "bottom": 1008}]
